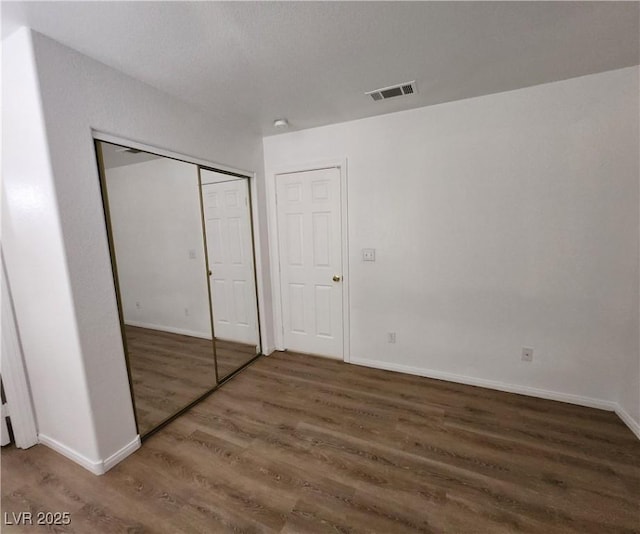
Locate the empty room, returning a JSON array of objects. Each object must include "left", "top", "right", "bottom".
[{"left": 1, "top": 1, "right": 639, "bottom": 532}]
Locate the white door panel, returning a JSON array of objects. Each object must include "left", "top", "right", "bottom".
[
  {"left": 276, "top": 168, "right": 343, "bottom": 358},
  {"left": 202, "top": 178, "right": 258, "bottom": 345}
]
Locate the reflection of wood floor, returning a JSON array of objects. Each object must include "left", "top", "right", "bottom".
[
  {"left": 215, "top": 338, "right": 257, "bottom": 380},
  {"left": 125, "top": 326, "right": 258, "bottom": 435},
  {"left": 2, "top": 351, "right": 639, "bottom": 532},
  {"left": 125, "top": 326, "right": 217, "bottom": 436}
]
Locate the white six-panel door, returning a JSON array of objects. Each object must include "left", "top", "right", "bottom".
[
  {"left": 276, "top": 167, "right": 343, "bottom": 359},
  {"left": 202, "top": 178, "right": 258, "bottom": 345}
]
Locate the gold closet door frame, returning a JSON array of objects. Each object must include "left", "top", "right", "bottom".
[{"left": 94, "top": 137, "right": 264, "bottom": 439}]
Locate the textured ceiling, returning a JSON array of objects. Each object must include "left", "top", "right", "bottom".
[{"left": 2, "top": 2, "right": 638, "bottom": 136}]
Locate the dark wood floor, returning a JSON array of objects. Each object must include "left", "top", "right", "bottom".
[
  {"left": 125, "top": 326, "right": 258, "bottom": 435},
  {"left": 2, "top": 351, "right": 639, "bottom": 533}
]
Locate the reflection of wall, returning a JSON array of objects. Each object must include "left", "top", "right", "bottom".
[{"left": 106, "top": 158, "right": 211, "bottom": 338}]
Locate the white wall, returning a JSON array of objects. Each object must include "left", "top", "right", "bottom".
[
  {"left": 263, "top": 67, "right": 640, "bottom": 430},
  {"left": 105, "top": 157, "right": 211, "bottom": 338},
  {"left": 2, "top": 28, "right": 266, "bottom": 472},
  {"left": 616, "top": 66, "right": 640, "bottom": 434},
  {"left": 618, "top": 89, "right": 640, "bottom": 431},
  {"left": 2, "top": 28, "right": 100, "bottom": 462}
]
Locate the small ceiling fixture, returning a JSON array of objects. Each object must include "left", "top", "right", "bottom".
[
  {"left": 273, "top": 118, "right": 289, "bottom": 128},
  {"left": 366, "top": 81, "right": 418, "bottom": 102}
]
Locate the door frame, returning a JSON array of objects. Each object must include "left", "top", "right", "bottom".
[
  {"left": 1, "top": 250, "right": 38, "bottom": 449},
  {"left": 266, "top": 159, "right": 350, "bottom": 362}
]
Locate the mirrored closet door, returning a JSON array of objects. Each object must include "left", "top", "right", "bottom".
[{"left": 96, "top": 140, "right": 261, "bottom": 437}]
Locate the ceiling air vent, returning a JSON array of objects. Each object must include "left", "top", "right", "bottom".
[{"left": 366, "top": 81, "right": 417, "bottom": 102}]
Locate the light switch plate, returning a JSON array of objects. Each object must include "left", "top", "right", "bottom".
[{"left": 362, "top": 248, "right": 376, "bottom": 262}]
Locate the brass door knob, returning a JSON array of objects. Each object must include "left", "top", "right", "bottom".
[{"left": 332, "top": 275, "right": 342, "bottom": 282}]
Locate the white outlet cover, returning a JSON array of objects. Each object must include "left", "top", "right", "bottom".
[{"left": 362, "top": 248, "right": 376, "bottom": 262}]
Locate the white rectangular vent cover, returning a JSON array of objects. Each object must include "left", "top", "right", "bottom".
[{"left": 366, "top": 81, "right": 417, "bottom": 102}]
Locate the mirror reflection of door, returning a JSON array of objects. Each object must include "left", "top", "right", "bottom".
[
  {"left": 97, "top": 141, "right": 217, "bottom": 436},
  {"left": 200, "top": 170, "right": 261, "bottom": 380}
]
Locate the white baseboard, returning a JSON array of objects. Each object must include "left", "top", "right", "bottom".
[
  {"left": 39, "top": 434, "right": 141, "bottom": 475},
  {"left": 125, "top": 321, "right": 211, "bottom": 340},
  {"left": 103, "top": 436, "right": 141, "bottom": 472},
  {"left": 350, "top": 357, "right": 618, "bottom": 412},
  {"left": 615, "top": 405, "right": 640, "bottom": 440},
  {"left": 38, "top": 434, "right": 104, "bottom": 475}
]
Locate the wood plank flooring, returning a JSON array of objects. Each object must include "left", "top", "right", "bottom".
[{"left": 2, "top": 351, "right": 639, "bottom": 533}]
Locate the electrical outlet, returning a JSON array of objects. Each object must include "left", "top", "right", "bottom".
[
  {"left": 135, "top": 301, "right": 141, "bottom": 309},
  {"left": 362, "top": 248, "right": 376, "bottom": 262},
  {"left": 188, "top": 249, "right": 197, "bottom": 259},
  {"left": 522, "top": 347, "right": 533, "bottom": 362},
  {"left": 388, "top": 332, "right": 396, "bottom": 344},
  {"left": 184, "top": 308, "right": 189, "bottom": 316}
]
